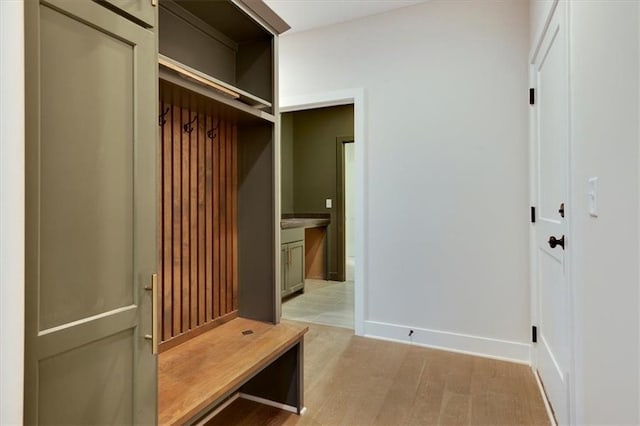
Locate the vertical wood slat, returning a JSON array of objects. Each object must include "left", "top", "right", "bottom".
[
  {"left": 219, "top": 119, "right": 227, "bottom": 316},
  {"left": 158, "top": 88, "right": 238, "bottom": 348},
  {"left": 181, "top": 107, "right": 190, "bottom": 333},
  {"left": 189, "top": 106, "right": 198, "bottom": 330},
  {"left": 232, "top": 124, "right": 238, "bottom": 311},
  {"left": 172, "top": 104, "right": 182, "bottom": 337},
  {"left": 226, "top": 122, "right": 233, "bottom": 312},
  {"left": 197, "top": 109, "right": 205, "bottom": 326},
  {"left": 162, "top": 96, "right": 173, "bottom": 341},
  {"left": 213, "top": 116, "right": 220, "bottom": 321},
  {"left": 205, "top": 113, "right": 213, "bottom": 322}
]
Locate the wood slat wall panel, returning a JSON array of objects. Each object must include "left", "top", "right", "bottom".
[
  {"left": 232, "top": 124, "right": 238, "bottom": 310},
  {"left": 206, "top": 113, "right": 214, "bottom": 322},
  {"left": 162, "top": 99, "right": 173, "bottom": 341},
  {"left": 159, "top": 90, "right": 238, "bottom": 350},
  {"left": 189, "top": 109, "right": 198, "bottom": 330},
  {"left": 197, "top": 112, "right": 205, "bottom": 326},
  {"left": 181, "top": 107, "right": 190, "bottom": 334},
  {"left": 219, "top": 119, "right": 227, "bottom": 316},
  {"left": 213, "top": 116, "right": 220, "bottom": 321},
  {"left": 172, "top": 104, "right": 182, "bottom": 337},
  {"left": 226, "top": 122, "right": 233, "bottom": 312}
]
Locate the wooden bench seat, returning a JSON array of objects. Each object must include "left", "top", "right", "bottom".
[{"left": 158, "top": 318, "right": 308, "bottom": 425}]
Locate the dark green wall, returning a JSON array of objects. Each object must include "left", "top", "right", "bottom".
[
  {"left": 280, "top": 104, "right": 354, "bottom": 281},
  {"left": 281, "top": 113, "right": 294, "bottom": 214}
]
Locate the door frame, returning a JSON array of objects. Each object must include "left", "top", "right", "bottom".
[
  {"left": 0, "top": 0, "right": 25, "bottom": 423},
  {"left": 529, "top": 0, "right": 576, "bottom": 423},
  {"left": 280, "top": 89, "right": 366, "bottom": 336},
  {"left": 336, "top": 136, "right": 354, "bottom": 283}
]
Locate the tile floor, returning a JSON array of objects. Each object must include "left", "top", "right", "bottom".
[{"left": 282, "top": 279, "right": 354, "bottom": 329}]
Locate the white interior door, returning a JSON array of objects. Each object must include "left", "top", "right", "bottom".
[{"left": 532, "top": 2, "right": 571, "bottom": 424}]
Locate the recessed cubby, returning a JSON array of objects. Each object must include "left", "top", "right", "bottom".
[
  {"left": 157, "top": 0, "right": 282, "bottom": 351},
  {"left": 159, "top": 0, "right": 274, "bottom": 113}
]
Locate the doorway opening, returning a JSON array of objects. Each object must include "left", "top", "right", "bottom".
[{"left": 280, "top": 105, "right": 355, "bottom": 330}]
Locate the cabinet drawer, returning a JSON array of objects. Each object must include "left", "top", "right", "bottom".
[{"left": 282, "top": 228, "right": 304, "bottom": 244}]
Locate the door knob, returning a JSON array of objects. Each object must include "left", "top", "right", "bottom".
[{"left": 548, "top": 235, "right": 565, "bottom": 250}]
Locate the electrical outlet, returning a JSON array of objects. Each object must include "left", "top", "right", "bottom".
[
  {"left": 325, "top": 199, "right": 332, "bottom": 209},
  {"left": 588, "top": 177, "right": 598, "bottom": 217}
]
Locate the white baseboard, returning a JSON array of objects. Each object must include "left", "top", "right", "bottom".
[
  {"left": 364, "top": 320, "right": 531, "bottom": 364},
  {"left": 238, "top": 393, "right": 301, "bottom": 414}
]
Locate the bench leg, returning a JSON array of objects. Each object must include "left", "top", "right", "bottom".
[{"left": 239, "top": 340, "right": 304, "bottom": 414}]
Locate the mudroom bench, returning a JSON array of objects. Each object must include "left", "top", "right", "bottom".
[{"left": 158, "top": 318, "right": 308, "bottom": 425}]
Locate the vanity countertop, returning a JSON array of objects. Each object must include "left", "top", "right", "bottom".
[{"left": 280, "top": 214, "right": 330, "bottom": 229}]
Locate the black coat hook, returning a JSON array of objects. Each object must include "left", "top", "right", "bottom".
[
  {"left": 159, "top": 107, "right": 169, "bottom": 126},
  {"left": 207, "top": 119, "right": 219, "bottom": 139},
  {"left": 183, "top": 114, "right": 198, "bottom": 133}
]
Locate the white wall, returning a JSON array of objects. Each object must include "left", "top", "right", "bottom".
[
  {"left": 568, "top": 1, "right": 640, "bottom": 424},
  {"left": 0, "top": 0, "right": 25, "bottom": 424},
  {"left": 280, "top": 0, "right": 531, "bottom": 361}
]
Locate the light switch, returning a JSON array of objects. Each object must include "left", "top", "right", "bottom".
[
  {"left": 588, "top": 177, "right": 598, "bottom": 217},
  {"left": 325, "top": 199, "right": 332, "bottom": 209}
]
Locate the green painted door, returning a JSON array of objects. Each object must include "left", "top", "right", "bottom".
[{"left": 25, "top": 0, "right": 157, "bottom": 424}]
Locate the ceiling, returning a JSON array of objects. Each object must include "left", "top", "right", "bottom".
[{"left": 263, "top": 0, "right": 428, "bottom": 34}]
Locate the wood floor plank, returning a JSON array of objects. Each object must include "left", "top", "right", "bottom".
[
  {"left": 205, "top": 322, "right": 550, "bottom": 426},
  {"left": 373, "top": 346, "right": 427, "bottom": 425},
  {"left": 407, "top": 369, "right": 446, "bottom": 425},
  {"left": 437, "top": 391, "right": 471, "bottom": 425}
]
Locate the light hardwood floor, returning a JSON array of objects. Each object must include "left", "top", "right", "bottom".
[{"left": 208, "top": 322, "right": 550, "bottom": 426}]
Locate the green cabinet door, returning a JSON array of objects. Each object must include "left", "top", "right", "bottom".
[
  {"left": 281, "top": 241, "right": 305, "bottom": 297},
  {"left": 25, "top": 0, "right": 157, "bottom": 424},
  {"left": 286, "top": 241, "right": 305, "bottom": 294},
  {"left": 281, "top": 245, "right": 288, "bottom": 294},
  {"left": 99, "top": 0, "right": 157, "bottom": 27}
]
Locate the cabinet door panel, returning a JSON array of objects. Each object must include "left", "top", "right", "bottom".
[
  {"left": 286, "top": 241, "right": 305, "bottom": 290},
  {"left": 25, "top": 0, "right": 157, "bottom": 424},
  {"left": 281, "top": 246, "right": 288, "bottom": 294}
]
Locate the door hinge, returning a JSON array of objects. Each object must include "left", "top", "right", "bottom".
[
  {"left": 531, "top": 206, "right": 536, "bottom": 223},
  {"left": 151, "top": 0, "right": 158, "bottom": 6},
  {"left": 529, "top": 88, "right": 535, "bottom": 105},
  {"left": 532, "top": 326, "right": 538, "bottom": 343}
]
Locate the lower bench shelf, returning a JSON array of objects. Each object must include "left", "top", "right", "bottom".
[{"left": 158, "top": 317, "right": 308, "bottom": 425}]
